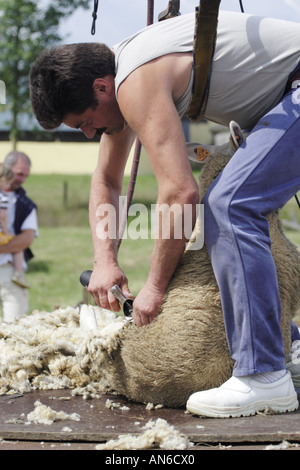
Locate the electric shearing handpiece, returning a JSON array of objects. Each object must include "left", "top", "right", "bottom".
[{"left": 79, "top": 270, "right": 133, "bottom": 318}]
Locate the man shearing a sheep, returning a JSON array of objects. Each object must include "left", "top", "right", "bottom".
[{"left": 29, "top": 7, "right": 300, "bottom": 418}]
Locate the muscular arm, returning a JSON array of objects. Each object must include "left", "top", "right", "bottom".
[
  {"left": 118, "top": 54, "right": 199, "bottom": 326},
  {"left": 88, "top": 124, "right": 136, "bottom": 311}
]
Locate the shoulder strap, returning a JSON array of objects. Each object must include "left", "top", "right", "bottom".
[
  {"left": 185, "top": 0, "right": 221, "bottom": 121},
  {"left": 158, "top": 0, "right": 181, "bottom": 21}
]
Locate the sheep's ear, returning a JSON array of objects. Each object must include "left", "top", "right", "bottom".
[
  {"left": 229, "top": 121, "right": 244, "bottom": 150},
  {"left": 186, "top": 142, "right": 212, "bottom": 165}
]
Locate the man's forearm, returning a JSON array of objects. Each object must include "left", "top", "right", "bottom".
[
  {"left": 88, "top": 173, "right": 132, "bottom": 311},
  {"left": 147, "top": 199, "right": 198, "bottom": 293},
  {"left": 148, "top": 236, "right": 187, "bottom": 292},
  {"left": 0, "top": 230, "right": 35, "bottom": 254},
  {"left": 89, "top": 167, "right": 127, "bottom": 277},
  {"left": 89, "top": 128, "right": 135, "bottom": 267}
]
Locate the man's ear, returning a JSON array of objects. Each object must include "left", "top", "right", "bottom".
[{"left": 92, "top": 78, "right": 112, "bottom": 97}]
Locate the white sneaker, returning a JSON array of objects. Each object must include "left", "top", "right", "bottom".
[{"left": 186, "top": 372, "right": 298, "bottom": 418}]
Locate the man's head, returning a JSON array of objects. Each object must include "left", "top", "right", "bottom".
[
  {"left": 4, "top": 151, "right": 31, "bottom": 191},
  {"left": 29, "top": 43, "right": 115, "bottom": 131}
]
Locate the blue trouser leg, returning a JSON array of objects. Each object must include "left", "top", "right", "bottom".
[{"left": 203, "top": 86, "right": 300, "bottom": 376}]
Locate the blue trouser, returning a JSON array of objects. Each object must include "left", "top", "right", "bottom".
[{"left": 203, "top": 84, "right": 300, "bottom": 376}]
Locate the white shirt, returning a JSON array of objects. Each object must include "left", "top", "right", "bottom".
[{"left": 113, "top": 11, "right": 300, "bottom": 129}]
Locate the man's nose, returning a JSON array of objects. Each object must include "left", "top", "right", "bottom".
[
  {"left": 16, "top": 176, "right": 27, "bottom": 184},
  {"left": 80, "top": 125, "right": 95, "bottom": 139}
]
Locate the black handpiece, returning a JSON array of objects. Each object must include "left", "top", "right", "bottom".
[
  {"left": 79, "top": 270, "right": 133, "bottom": 318},
  {"left": 79, "top": 270, "right": 93, "bottom": 288}
]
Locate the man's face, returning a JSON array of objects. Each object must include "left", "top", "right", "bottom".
[
  {"left": 9, "top": 159, "right": 30, "bottom": 191},
  {"left": 63, "top": 77, "right": 125, "bottom": 139},
  {"left": 64, "top": 101, "right": 125, "bottom": 139}
]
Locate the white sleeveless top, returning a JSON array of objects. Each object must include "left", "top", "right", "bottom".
[{"left": 113, "top": 11, "right": 300, "bottom": 129}]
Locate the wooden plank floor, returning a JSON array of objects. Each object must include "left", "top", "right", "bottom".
[{"left": 0, "top": 389, "right": 300, "bottom": 450}]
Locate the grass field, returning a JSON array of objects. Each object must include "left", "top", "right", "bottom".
[{"left": 21, "top": 172, "right": 300, "bottom": 314}]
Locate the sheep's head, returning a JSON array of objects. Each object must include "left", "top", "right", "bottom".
[{"left": 187, "top": 121, "right": 246, "bottom": 200}]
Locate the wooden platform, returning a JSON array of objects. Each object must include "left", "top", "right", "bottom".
[{"left": 0, "top": 389, "right": 300, "bottom": 450}]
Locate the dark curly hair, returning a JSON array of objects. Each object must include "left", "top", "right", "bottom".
[{"left": 29, "top": 43, "right": 115, "bottom": 130}]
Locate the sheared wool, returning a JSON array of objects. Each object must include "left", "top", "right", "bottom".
[
  {"left": 264, "top": 441, "right": 300, "bottom": 450},
  {"left": 26, "top": 400, "right": 80, "bottom": 425},
  {"left": 95, "top": 418, "right": 193, "bottom": 450},
  {"left": 0, "top": 305, "right": 125, "bottom": 397},
  {"left": 105, "top": 399, "right": 129, "bottom": 410}
]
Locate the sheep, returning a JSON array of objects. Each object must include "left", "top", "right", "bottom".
[
  {"left": 0, "top": 123, "right": 299, "bottom": 410},
  {"left": 84, "top": 123, "right": 300, "bottom": 408}
]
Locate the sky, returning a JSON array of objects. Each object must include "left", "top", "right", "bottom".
[{"left": 61, "top": 0, "right": 300, "bottom": 47}]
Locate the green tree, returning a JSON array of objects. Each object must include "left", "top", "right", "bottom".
[{"left": 0, "top": 0, "right": 90, "bottom": 148}]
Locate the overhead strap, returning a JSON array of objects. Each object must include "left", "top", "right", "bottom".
[
  {"left": 91, "top": 0, "right": 99, "bottom": 35},
  {"left": 185, "top": 0, "right": 221, "bottom": 121},
  {"left": 158, "top": 0, "right": 181, "bottom": 21}
]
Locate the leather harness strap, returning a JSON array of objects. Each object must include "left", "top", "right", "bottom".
[
  {"left": 158, "top": 0, "right": 181, "bottom": 21},
  {"left": 158, "top": 0, "right": 221, "bottom": 121},
  {"left": 185, "top": 0, "right": 221, "bottom": 121}
]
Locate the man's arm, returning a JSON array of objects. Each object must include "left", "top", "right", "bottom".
[
  {"left": 88, "top": 124, "right": 136, "bottom": 312},
  {"left": 118, "top": 55, "right": 199, "bottom": 326},
  {"left": 0, "top": 229, "right": 35, "bottom": 254}
]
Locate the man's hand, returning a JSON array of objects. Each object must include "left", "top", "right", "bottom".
[
  {"left": 88, "top": 263, "right": 132, "bottom": 313},
  {"left": 132, "top": 281, "right": 165, "bottom": 327}
]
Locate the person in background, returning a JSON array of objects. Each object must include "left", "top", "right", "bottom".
[
  {"left": 0, "top": 151, "right": 38, "bottom": 323},
  {"left": 0, "top": 162, "right": 30, "bottom": 289}
]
